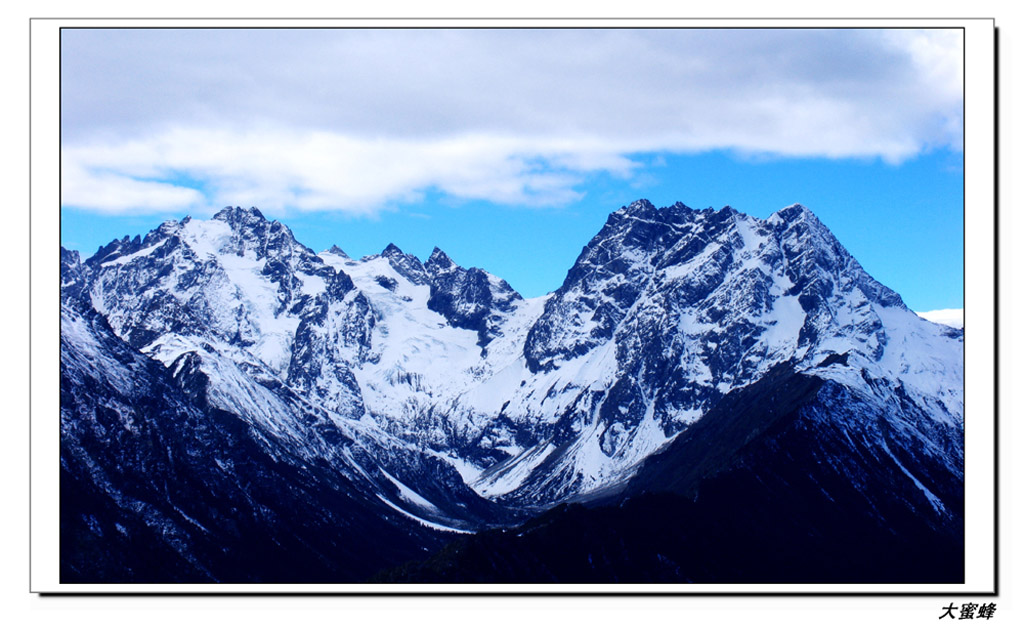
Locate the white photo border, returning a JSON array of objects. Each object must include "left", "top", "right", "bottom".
[{"left": 30, "top": 16, "right": 997, "bottom": 595}]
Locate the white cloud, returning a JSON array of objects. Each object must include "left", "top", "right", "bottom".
[
  {"left": 61, "top": 128, "right": 627, "bottom": 214},
  {"left": 916, "top": 308, "right": 964, "bottom": 329},
  {"left": 61, "top": 159, "right": 204, "bottom": 215},
  {"left": 59, "top": 28, "right": 964, "bottom": 216}
]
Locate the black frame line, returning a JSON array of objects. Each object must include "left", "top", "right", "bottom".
[
  {"left": 39, "top": 19, "right": 995, "bottom": 597},
  {"left": 991, "top": 25, "right": 1001, "bottom": 599},
  {"left": 28, "top": 15, "right": 34, "bottom": 597},
  {"left": 31, "top": 17, "right": 994, "bottom": 21}
]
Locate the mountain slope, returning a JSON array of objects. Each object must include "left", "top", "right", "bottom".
[
  {"left": 377, "top": 363, "right": 963, "bottom": 584},
  {"left": 60, "top": 297, "right": 463, "bottom": 582}
]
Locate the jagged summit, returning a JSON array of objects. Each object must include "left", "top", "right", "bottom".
[
  {"left": 86, "top": 234, "right": 140, "bottom": 265},
  {"left": 213, "top": 205, "right": 267, "bottom": 224},
  {"left": 525, "top": 198, "right": 911, "bottom": 378},
  {"left": 767, "top": 202, "right": 822, "bottom": 228},
  {"left": 616, "top": 199, "right": 824, "bottom": 228},
  {"left": 425, "top": 247, "right": 455, "bottom": 271},
  {"left": 381, "top": 242, "right": 405, "bottom": 257},
  {"left": 613, "top": 198, "right": 699, "bottom": 224},
  {"left": 60, "top": 245, "right": 79, "bottom": 264},
  {"left": 620, "top": 198, "right": 657, "bottom": 214},
  {"left": 371, "top": 243, "right": 427, "bottom": 285}
]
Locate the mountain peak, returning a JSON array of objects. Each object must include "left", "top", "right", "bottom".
[
  {"left": 376, "top": 243, "right": 428, "bottom": 284},
  {"left": 85, "top": 233, "right": 143, "bottom": 266},
  {"left": 623, "top": 198, "right": 657, "bottom": 214},
  {"left": 213, "top": 206, "right": 268, "bottom": 226},
  {"left": 426, "top": 247, "right": 455, "bottom": 271},
  {"left": 61, "top": 245, "right": 80, "bottom": 261},
  {"left": 381, "top": 243, "right": 405, "bottom": 257},
  {"left": 768, "top": 203, "right": 817, "bottom": 226},
  {"left": 327, "top": 245, "right": 348, "bottom": 257},
  {"left": 613, "top": 199, "right": 701, "bottom": 227}
]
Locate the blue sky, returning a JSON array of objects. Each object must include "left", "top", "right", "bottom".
[{"left": 60, "top": 28, "right": 964, "bottom": 312}]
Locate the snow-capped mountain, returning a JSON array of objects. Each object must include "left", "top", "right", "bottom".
[
  {"left": 475, "top": 200, "right": 962, "bottom": 503},
  {"left": 64, "top": 208, "right": 518, "bottom": 558},
  {"left": 61, "top": 199, "right": 964, "bottom": 582}
]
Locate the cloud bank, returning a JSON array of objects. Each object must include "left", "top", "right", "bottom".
[
  {"left": 60, "top": 28, "right": 964, "bottom": 216},
  {"left": 916, "top": 308, "right": 964, "bottom": 329}
]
